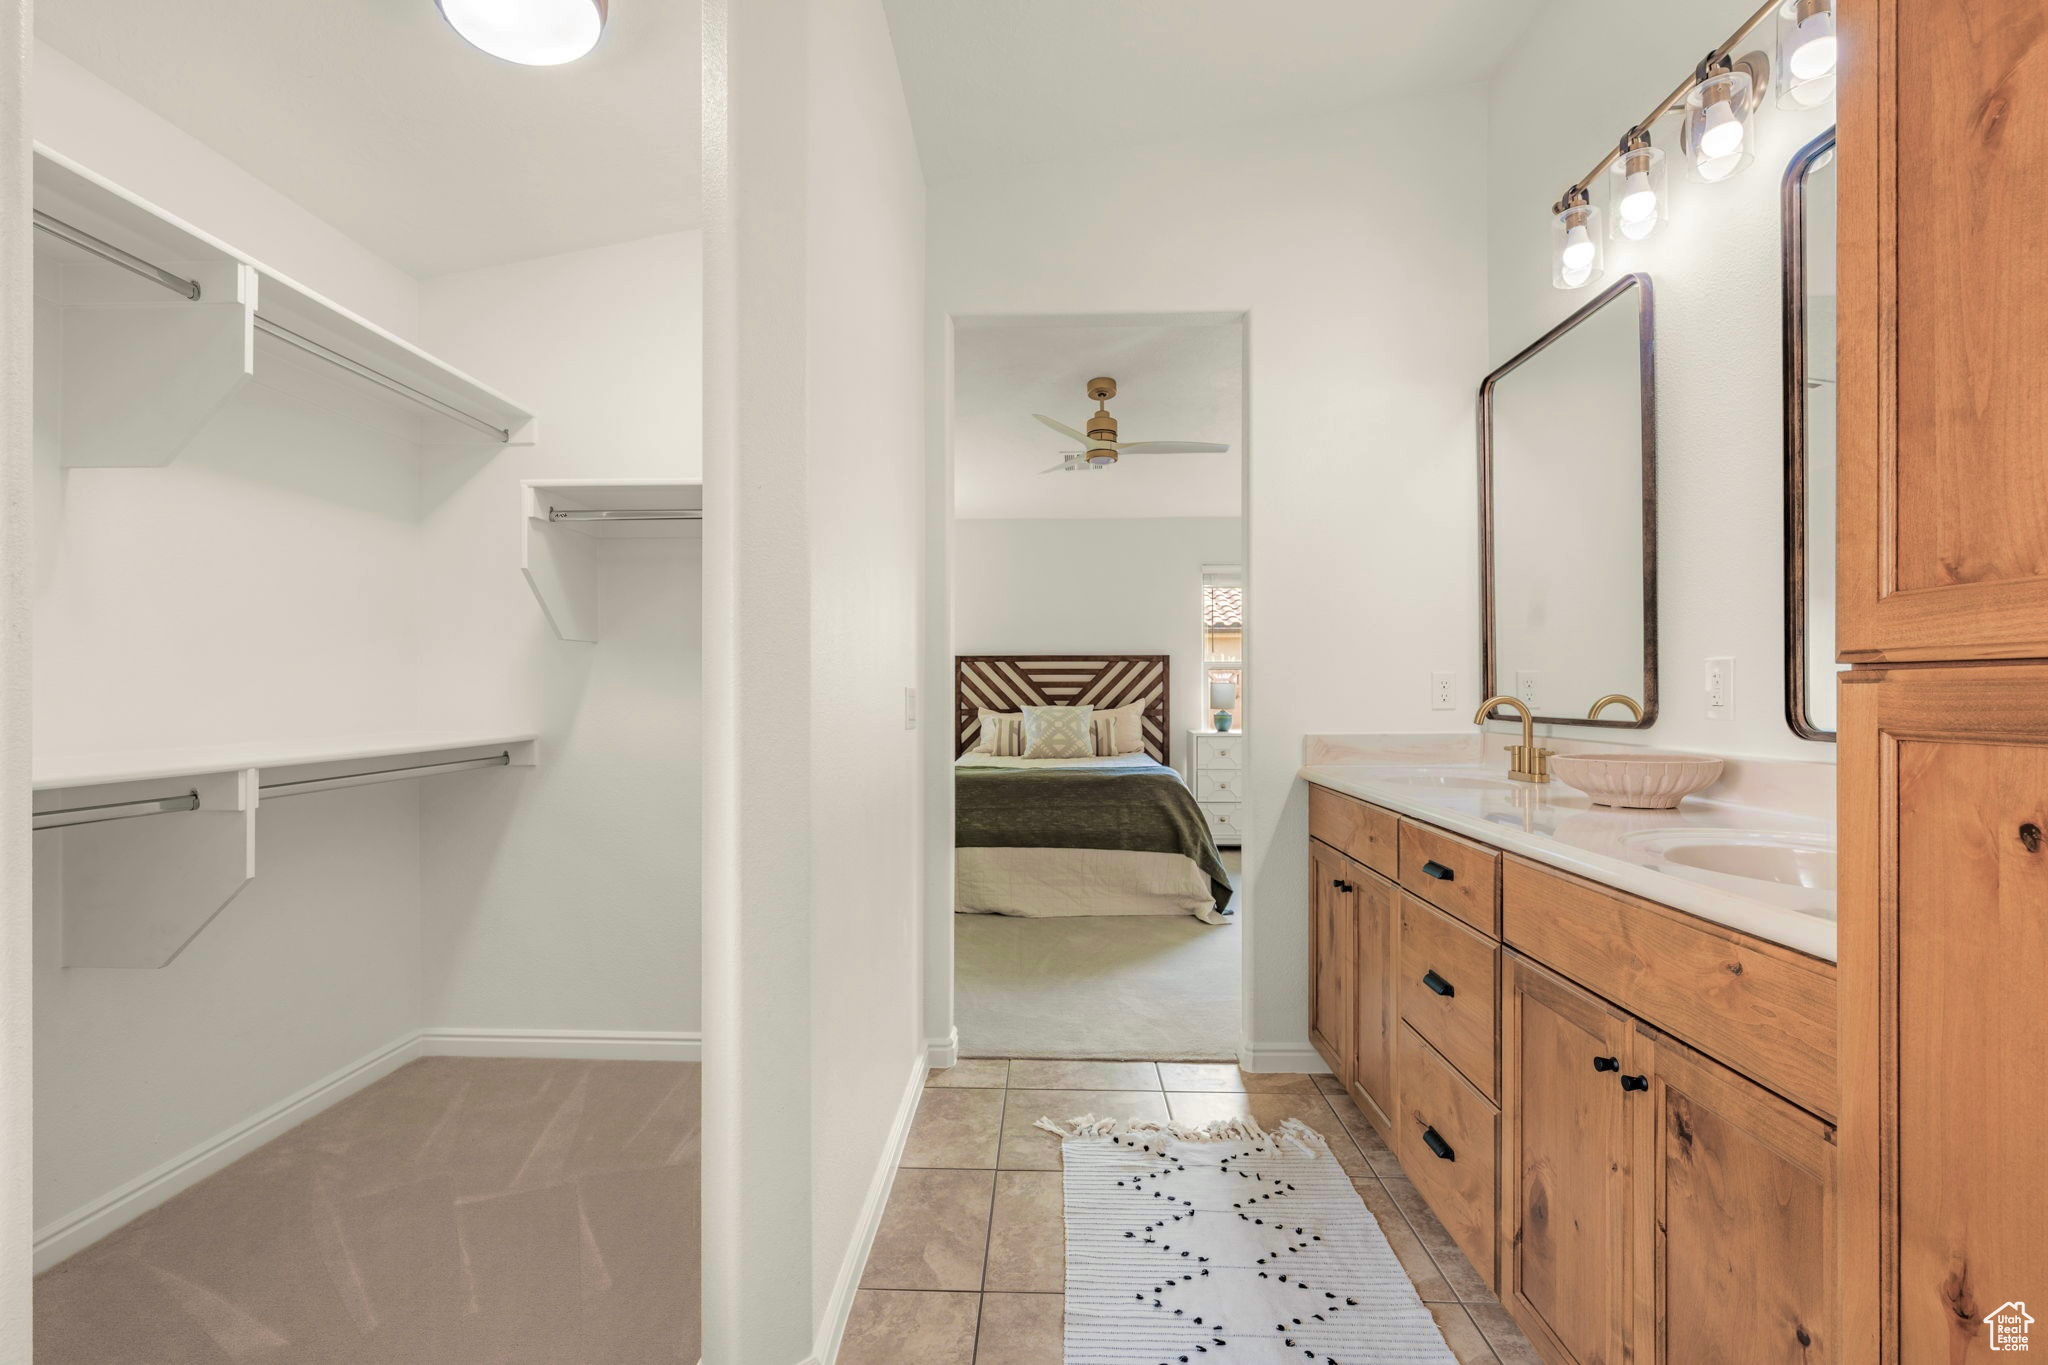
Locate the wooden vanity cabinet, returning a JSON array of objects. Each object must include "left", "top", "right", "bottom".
[
  {"left": 1307, "top": 838, "right": 1355, "bottom": 1081},
  {"left": 1350, "top": 869, "right": 1397, "bottom": 1133},
  {"left": 1310, "top": 789, "right": 1400, "bottom": 1131}
]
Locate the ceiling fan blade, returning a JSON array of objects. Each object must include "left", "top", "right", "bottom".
[
  {"left": 1117, "top": 441, "right": 1232, "bottom": 454},
  {"left": 1039, "top": 460, "right": 1076, "bottom": 474},
  {"left": 1032, "top": 414, "right": 1092, "bottom": 444}
]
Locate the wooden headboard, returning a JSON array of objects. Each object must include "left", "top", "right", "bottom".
[{"left": 955, "top": 655, "right": 1172, "bottom": 765}]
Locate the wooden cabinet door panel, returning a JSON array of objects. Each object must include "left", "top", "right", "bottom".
[
  {"left": 1351, "top": 867, "right": 1397, "bottom": 1131},
  {"left": 1638, "top": 1030, "right": 1837, "bottom": 1365},
  {"left": 1840, "top": 664, "right": 2048, "bottom": 1362},
  {"left": 1308, "top": 841, "right": 1355, "bottom": 1081},
  {"left": 1501, "top": 952, "right": 1634, "bottom": 1365},
  {"left": 1839, "top": 0, "right": 2048, "bottom": 660}
]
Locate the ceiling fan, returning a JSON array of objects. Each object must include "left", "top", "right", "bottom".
[{"left": 1034, "top": 376, "right": 1231, "bottom": 473}]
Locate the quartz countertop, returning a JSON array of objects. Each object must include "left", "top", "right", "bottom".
[{"left": 1299, "top": 755, "right": 1837, "bottom": 962}]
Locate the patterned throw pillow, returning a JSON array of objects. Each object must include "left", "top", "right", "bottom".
[
  {"left": 1090, "top": 701, "right": 1148, "bottom": 756},
  {"left": 1022, "top": 704, "right": 1095, "bottom": 759},
  {"left": 975, "top": 710, "right": 1023, "bottom": 757}
]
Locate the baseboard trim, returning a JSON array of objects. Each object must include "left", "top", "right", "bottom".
[
  {"left": 32, "top": 1031, "right": 424, "bottom": 1273},
  {"left": 811, "top": 1051, "right": 928, "bottom": 1365},
  {"left": 1238, "top": 1042, "right": 1333, "bottom": 1075},
  {"left": 924, "top": 1027, "right": 958, "bottom": 1069},
  {"left": 418, "top": 1028, "right": 702, "bottom": 1062}
]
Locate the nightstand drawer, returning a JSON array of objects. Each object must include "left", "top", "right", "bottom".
[
  {"left": 1198, "top": 734, "right": 1244, "bottom": 769},
  {"left": 1200, "top": 802, "right": 1242, "bottom": 843},
  {"left": 1196, "top": 769, "right": 1244, "bottom": 802}
]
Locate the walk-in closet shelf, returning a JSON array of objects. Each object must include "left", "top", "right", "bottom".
[
  {"left": 523, "top": 479, "right": 704, "bottom": 642},
  {"left": 34, "top": 147, "right": 538, "bottom": 465}
]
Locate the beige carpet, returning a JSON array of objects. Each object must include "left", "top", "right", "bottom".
[
  {"left": 955, "top": 853, "right": 1241, "bottom": 1060},
  {"left": 35, "top": 1056, "right": 701, "bottom": 1364}
]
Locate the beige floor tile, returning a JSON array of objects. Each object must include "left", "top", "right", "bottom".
[
  {"left": 1467, "top": 1300, "right": 1543, "bottom": 1364},
  {"left": 1155, "top": 1062, "right": 1319, "bottom": 1094},
  {"left": 1313, "top": 1073, "right": 1348, "bottom": 1094},
  {"left": 984, "top": 1171, "right": 1064, "bottom": 1292},
  {"left": 974, "top": 1293, "right": 1064, "bottom": 1365},
  {"left": 1428, "top": 1301, "right": 1503, "bottom": 1364},
  {"left": 839, "top": 1290, "right": 981, "bottom": 1365},
  {"left": 930, "top": 1059, "right": 1011, "bottom": 1088},
  {"left": 860, "top": 1169, "right": 995, "bottom": 1291},
  {"left": 1383, "top": 1173, "right": 1497, "bottom": 1303},
  {"left": 997, "top": 1090, "right": 1171, "bottom": 1170},
  {"left": 903, "top": 1088, "right": 1006, "bottom": 1169},
  {"left": 1006, "top": 1060, "right": 1162, "bottom": 1090},
  {"left": 1162, "top": 1091, "right": 1374, "bottom": 1177},
  {"left": 1323, "top": 1087, "right": 1405, "bottom": 1176},
  {"left": 1353, "top": 1177, "right": 1456, "bottom": 1302}
]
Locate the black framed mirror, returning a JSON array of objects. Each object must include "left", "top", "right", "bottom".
[
  {"left": 1783, "top": 129, "right": 1837, "bottom": 742},
  {"left": 1479, "top": 272, "right": 1658, "bottom": 728}
]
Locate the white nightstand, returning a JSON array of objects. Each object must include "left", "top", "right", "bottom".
[{"left": 1187, "top": 729, "right": 1245, "bottom": 846}]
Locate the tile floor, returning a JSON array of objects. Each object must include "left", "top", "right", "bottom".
[{"left": 841, "top": 1057, "right": 1538, "bottom": 1364}]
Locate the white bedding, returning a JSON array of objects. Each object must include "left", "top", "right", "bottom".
[{"left": 954, "top": 752, "right": 1169, "bottom": 774}]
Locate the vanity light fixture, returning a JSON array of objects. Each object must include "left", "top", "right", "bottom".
[
  {"left": 436, "top": 0, "right": 607, "bottom": 66},
  {"left": 1552, "top": 186, "right": 1604, "bottom": 290},
  {"left": 1776, "top": 0, "right": 1837, "bottom": 107},
  {"left": 1609, "top": 130, "right": 1667, "bottom": 242},
  {"left": 1684, "top": 59, "right": 1759, "bottom": 183}
]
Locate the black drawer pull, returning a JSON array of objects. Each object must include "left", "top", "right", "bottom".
[
  {"left": 1422, "top": 1126, "right": 1454, "bottom": 1161},
  {"left": 1592, "top": 1056, "right": 1619, "bottom": 1072},
  {"left": 1620, "top": 1074, "right": 1649, "bottom": 1092},
  {"left": 1332, "top": 880, "right": 1353, "bottom": 893},
  {"left": 1422, "top": 970, "right": 1455, "bottom": 998},
  {"left": 1422, "top": 860, "right": 1455, "bottom": 882}
]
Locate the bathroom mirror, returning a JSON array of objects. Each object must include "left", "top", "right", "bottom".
[
  {"left": 1784, "top": 130, "right": 1837, "bottom": 741},
  {"left": 1480, "top": 273, "right": 1657, "bottom": 728}
]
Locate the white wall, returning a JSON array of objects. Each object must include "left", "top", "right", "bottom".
[
  {"left": 1486, "top": 0, "right": 1835, "bottom": 759},
  {"left": 953, "top": 517, "right": 1242, "bottom": 771},
  {"left": 415, "top": 233, "right": 703, "bottom": 1041},
  {"left": 922, "top": 91, "right": 1492, "bottom": 1068}
]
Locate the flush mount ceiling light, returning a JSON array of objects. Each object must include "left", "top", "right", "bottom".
[
  {"left": 1552, "top": 186, "right": 1604, "bottom": 291},
  {"left": 436, "top": 0, "right": 607, "bottom": 66}
]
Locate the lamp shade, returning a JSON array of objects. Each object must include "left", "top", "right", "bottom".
[{"left": 1209, "top": 677, "right": 1238, "bottom": 710}]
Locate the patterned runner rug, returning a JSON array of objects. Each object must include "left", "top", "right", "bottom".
[{"left": 1038, "top": 1115, "right": 1457, "bottom": 1365}]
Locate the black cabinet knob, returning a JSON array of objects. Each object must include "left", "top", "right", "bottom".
[
  {"left": 1422, "top": 860, "right": 1455, "bottom": 882},
  {"left": 1592, "top": 1056, "right": 1620, "bottom": 1072},
  {"left": 1620, "top": 1074, "right": 1649, "bottom": 1092},
  {"left": 1422, "top": 1126, "right": 1454, "bottom": 1161},
  {"left": 1422, "top": 970, "right": 1455, "bottom": 998}
]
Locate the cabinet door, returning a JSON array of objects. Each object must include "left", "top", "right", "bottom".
[
  {"left": 1838, "top": 0, "right": 2048, "bottom": 661},
  {"left": 1501, "top": 952, "right": 1634, "bottom": 1365},
  {"left": 1636, "top": 1030, "right": 1836, "bottom": 1365},
  {"left": 1840, "top": 664, "right": 2048, "bottom": 1362},
  {"left": 1350, "top": 868, "right": 1396, "bottom": 1131},
  {"left": 1308, "top": 841, "right": 1355, "bottom": 1081}
]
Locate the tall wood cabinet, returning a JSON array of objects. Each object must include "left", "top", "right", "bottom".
[{"left": 1839, "top": 0, "right": 2048, "bottom": 1359}]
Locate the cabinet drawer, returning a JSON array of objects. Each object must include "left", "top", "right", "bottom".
[
  {"left": 1198, "top": 734, "right": 1244, "bottom": 769},
  {"left": 1200, "top": 802, "right": 1242, "bottom": 844},
  {"left": 1502, "top": 857, "right": 1838, "bottom": 1119},
  {"left": 1396, "top": 1023, "right": 1499, "bottom": 1293},
  {"left": 1308, "top": 784, "right": 1398, "bottom": 879},
  {"left": 1196, "top": 769, "right": 1244, "bottom": 802},
  {"left": 1399, "top": 894, "right": 1500, "bottom": 1101},
  {"left": 1398, "top": 819, "right": 1500, "bottom": 935}
]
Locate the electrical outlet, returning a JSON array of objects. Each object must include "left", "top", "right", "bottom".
[
  {"left": 1515, "top": 670, "right": 1541, "bottom": 711},
  {"left": 904, "top": 687, "right": 918, "bottom": 730},
  {"left": 1705, "top": 657, "right": 1735, "bottom": 720},
  {"left": 1431, "top": 671, "right": 1456, "bottom": 711}
]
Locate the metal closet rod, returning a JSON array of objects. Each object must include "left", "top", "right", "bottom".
[
  {"left": 549, "top": 507, "right": 703, "bottom": 523},
  {"left": 32, "top": 207, "right": 512, "bottom": 444},
  {"left": 30, "top": 751, "right": 513, "bottom": 830}
]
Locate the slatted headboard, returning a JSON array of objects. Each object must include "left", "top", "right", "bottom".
[{"left": 955, "top": 655, "right": 1172, "bottom": 765}]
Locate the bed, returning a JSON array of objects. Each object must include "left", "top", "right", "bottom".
[{"left": 954, "top": 655, "right": 1233, "bottom": 923}]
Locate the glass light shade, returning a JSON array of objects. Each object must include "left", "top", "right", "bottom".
[
  {"left": 437, "top": 0, "right": 607, "bottom": 65},
  {"left": 1608, "top": 143, "right": 1668, "bottom": 242},
  {"left": 1551, "top": 196, "right": 1604, "bottom": 290},
  {"left": 1776, "top": 0, "right": 1837, "bottom": 107},
  {"left": 1684, "top": 69, "right": 1756, "bottom": 182}
]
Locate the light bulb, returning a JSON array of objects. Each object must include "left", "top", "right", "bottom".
[
  {"left": 1618, "top": 170, "right": 1658, "bottom": 224},
  {"left": 1696, "top": 150, "right": 1741, "bottom": 183},
  {"left": 1618, "top": 214, "right": 1657, "bottom": 241},
  {"left": 1560, "top": 223, "right": 1596, "bottom": 272},
  {"left": 1788, "top": 11, "right": 1837, "bottom": 79},
  {"left": 1560, "top": 261, "right": 1593, "bottom": 289},
  {"left": 436, "top": 0, "right": 606, "bottom": 65},
  {"left": 1698, "top": 93, "right": 1745, "bottom": 160}
]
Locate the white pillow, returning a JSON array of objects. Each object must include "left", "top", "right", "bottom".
[
  {"left": 974, "top": 710, "right": 1023, "bottom": 757},
  {"left": 1022, "top": 704, "right": 1095, "bottom": 759},
  {"left": 1090, "top": 701, "right": 1148, "bottom": 756}
]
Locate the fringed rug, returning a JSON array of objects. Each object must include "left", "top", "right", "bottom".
[{"left": 1037, "top": 1115, "right": 1456, "bottom": 1365}]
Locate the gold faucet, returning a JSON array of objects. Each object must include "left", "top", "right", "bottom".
[
  {"left": 1588, "top": 693, "right": 1644, "bottom": 722},
  {"left": 1474, "top": 695, "right": 1552, "bottom": 783}
]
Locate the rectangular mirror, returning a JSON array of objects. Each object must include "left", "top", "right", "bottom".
[
  {"left": 1480, "top": 273, "right": 1657, "bottom": 727},
  {"left": 1784, "top": 130, "right": 1837, "bottom": 741}
]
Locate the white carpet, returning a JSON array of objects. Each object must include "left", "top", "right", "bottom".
[
  {"left": 1043, "top": 1115, "right": 1456, "bottom": 1364},
  {"left": 956, "top": 855, "right": 1241, "bottom": 1060}
]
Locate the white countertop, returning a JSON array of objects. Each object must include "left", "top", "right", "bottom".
[{"left": 1299, "top": 759, "right": 1837, "bottom": 962}]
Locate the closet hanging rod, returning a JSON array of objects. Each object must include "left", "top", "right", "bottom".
[
  {"left": 253, "top": 317, "right": 513, "bottom": 443},
  {"left": 32, "top": 209, "right": 203, "bottom": 300},
  {"left": 33, "top": 791, "right": 202, "bottom": 831},
  {"left": 548, "top": 507, "right": 704, "bottom": 523}
]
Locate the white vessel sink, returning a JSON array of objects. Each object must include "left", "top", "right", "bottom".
[{"left": 1624, "top": 829, "right": 1836, "bottom": 892}]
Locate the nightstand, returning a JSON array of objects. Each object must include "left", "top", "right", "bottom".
[{"left": 1187, "top": 729, "right": 1245, "bottom": 847}]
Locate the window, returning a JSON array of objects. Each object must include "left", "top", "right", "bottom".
[{"left": 1201, "top": 566, "right": 1244, "bottom": 731}]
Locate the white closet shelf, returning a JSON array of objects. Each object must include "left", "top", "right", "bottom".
[
  {"left": 33, "top": 730, "right": 541, "bottom": 792},
  {"left": 33, "top": 146, "right": 537, "bottom": 465},
  {"left": 523, "top": 480, "right": 703, "bottom": 642}
]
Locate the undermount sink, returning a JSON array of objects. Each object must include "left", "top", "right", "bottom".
[{"left": 1623, "top": 829, "right": 1836, "bottom": 891}]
